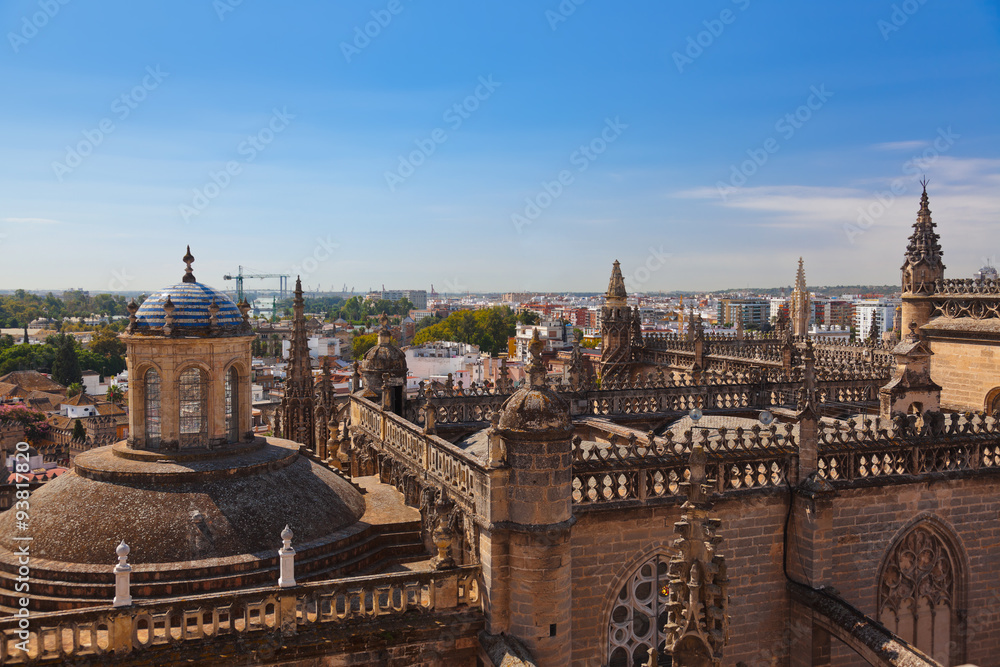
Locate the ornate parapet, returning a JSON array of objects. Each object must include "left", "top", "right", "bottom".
[
  {"left": 815, "top": 411, "right": 1000, "bottom": 483},
  {"left": 0, "top": 566, "right": 482, "bottom": 665}
]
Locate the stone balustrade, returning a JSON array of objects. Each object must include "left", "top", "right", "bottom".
[
  {"left": 351, "top": 396, "right": 489, "bottom": 512},
  {"left": 815, "top": 412, "right": 1000, "bottom": 483},
  {"left": 0, "top": 566, "right": 482, "bottom": 664}
]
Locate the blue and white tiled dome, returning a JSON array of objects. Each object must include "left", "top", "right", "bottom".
[
  {"left": 129, "top": 247, "right": 249, "bottom": 337},
  {"left": 133, "top": 283, "right": 245, "bottom": 332}
]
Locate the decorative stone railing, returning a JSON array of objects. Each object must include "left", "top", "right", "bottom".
[
  {"left": 571, "top": 425, "right": 797, "bottom": 506},
  {"left": 351, "top": 396, "right": 489, "bottom": 513},
  {"left": 816, "top": 412, "right": 1000, "bottom": 483},
  {"left": 0, "top": 566, "right": 482, "bottom": 665},
  {"left": 929, "top": 279, "right": 1000, "bottom": 320},
  {"left": 405, "top": 375, "right": 886, "bottom": 425},
  {"left": 935, "top": 277, "right": 1000, "bottom": 295}
]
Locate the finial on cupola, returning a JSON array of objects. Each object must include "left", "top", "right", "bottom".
[{"left": 183, "top": 246, "right": 196, "bottom": 283}]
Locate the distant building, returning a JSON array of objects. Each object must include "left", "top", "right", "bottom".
[
  {"left": 514, "top": 321, "right": 567, "bottom": 363},
  {"left": 974, "top": 265, "right": 998, "bottom": 282},
  {"left": 405, "top": 341, "right": 484, "bottom": 384},
  {"left": 718, "top": 298, "right": 770, "bottom": 328},
  {"left": 367, "top": 289, "right": 428, "bottom": 310},
  {"left": 854, "top": 298, "right": 899, "bottom": 340}
]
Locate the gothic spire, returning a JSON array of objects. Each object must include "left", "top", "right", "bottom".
[
  {"left": 791, "top": 257, "right": 811, "bottom": 337},
  {"left": 293, "top": 276, "right": 304, "bottom": 321},
  {"left": 903, "top": 180, "right": 944, "bottom": 270},
  {"left": 280, "top": 275, "right": 315, "bottom": 447},
  {"left": 606, "top": 260, "right": 627, "bottom": 307}
]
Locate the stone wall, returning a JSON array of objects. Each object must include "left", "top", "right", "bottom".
[
  {"left": 567, "top": 474, "right": 1000, "bottom": 667},
  {"left": 929, "top": 338, "right": 1000, "bottom": 411},
  {"left": 570, "top": 490, "right": 790, "bottom": 667},
  {"left": 820, "top": 475, "right": 1000, "bottom": 667}
]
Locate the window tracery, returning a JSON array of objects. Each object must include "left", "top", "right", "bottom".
[
  {"left": 878, "top": 523, "right": 960, "bottom": 665},
  {"left": 608, "top": 554, "right": 672, "bottom": 667}
]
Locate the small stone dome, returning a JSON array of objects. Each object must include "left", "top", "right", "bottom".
[
  {"left": 498, "top": 386, "right": 571, "bottom": 433},
  {"left": 363, "top": 341, "right": 407, "bottom": 373},
  {"left": 497, "top": 328, "right": 571, "bottom": 434},
  {"left": 362, "top": 314, "right": 406, "bottom": 373}
]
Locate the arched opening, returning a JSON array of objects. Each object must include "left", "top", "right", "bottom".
[
  {"left": 984, "top": 386, "right": 1000, "bottom": 414},
  {"left": 878, "top": 521, "right": 964, "bottom": 665},
  {"left": 608, "top": 554, "right": 672, "bottom": 666},
  {"left": 225, "top": 366, "right": 239, "bottom": 443},
  {"left": 144, "top": 368, "right": 161, "bottom": 449},
  {"left": 178, "top": 367, "right": 208, "bottom": 448}
]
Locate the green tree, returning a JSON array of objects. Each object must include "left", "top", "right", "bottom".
[
  {"left": 412, "top": 306, "right": 524, "bottom": 356},
  {"left": 51, "top": 334, "right": 83, "bottom": 386},
  {"left": 517, "top": 310, "right": 540, "bottom": 325},
  {"left": 66, "top": 382, "right": 83, "bottom": 397},
  {"left": 72, "top": 418, "right": 86, "bottom": 442},
  {"left": 352, "top": 333, "right": 379, "bottom": 359},
  {"left": 106, "top": 384, "right": 124, "bottom": 406}
]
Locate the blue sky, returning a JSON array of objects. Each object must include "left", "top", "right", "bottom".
[{"left": 1, "top": 0, "right": 998, "bottom": 294}]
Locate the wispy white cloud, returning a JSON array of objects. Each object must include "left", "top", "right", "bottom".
[
  {"left": 2, "top": 217, "right": 61, "bottom": 225},
  {"left": 673, "top": 158, "right": 1000, "bottom": 233},
  {"left": 873, "top": 140, "right": 929, "bottom": 151}
]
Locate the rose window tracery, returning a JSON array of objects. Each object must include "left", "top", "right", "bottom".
[{"left": 608, "top": 554, "right": 672, "bottom": 667}]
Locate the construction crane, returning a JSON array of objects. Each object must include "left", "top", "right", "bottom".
[{"left": 222, "top": 266, "right": 291, "bottom": 302}]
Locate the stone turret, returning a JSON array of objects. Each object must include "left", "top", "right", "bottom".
[
  {"left": 601, "top": 260, "right": 636, "bottom": 384},
  {"left": 900, "top": 182, "right": 945, "bottom": 330},
  {"left": 879, "top": 321, "right": 941, "bottom": 419},
  {"left": 489, "top": 330, "right": 574, "bottom": 663},
  {"left": 123, "top": 248, "right": 254, "bottom": 450},
  {"left": 360, "top": 314, "right": 407, "bottom": 415}
]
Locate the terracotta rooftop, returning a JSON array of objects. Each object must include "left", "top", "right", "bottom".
[{"left": 0, "top": 370, "right": 66, "bottom": 394}]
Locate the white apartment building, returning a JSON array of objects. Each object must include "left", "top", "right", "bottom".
[
  {"left": 853, "top": 298, "right": 900, "bottom": 340},
  {"left": 514, "top": 322, "right": 567, "bottom": 363},
  {"left": 406, "top": 341, "right": 485, "bottom": 384},
  {"left": 281, "top": 335, "right": 341, "bottom": 360}
]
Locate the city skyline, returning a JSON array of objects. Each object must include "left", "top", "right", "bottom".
[{"left": 1, "top": 1, "right": 998, "bottom": 293}]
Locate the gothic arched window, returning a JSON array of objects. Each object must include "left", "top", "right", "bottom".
[
  {"left": 225, "top": 366, "right": 239, "bottom": 443},
  {"left": 144, "top": 368, "right": 161, "bottom": 449},
  {"left": 878, "top": 522, "right": 963, "bottom": 666},
  {"left": 608, "top": 554, "right": 672, "bottom": 667},
  {"left": 178, "top": 367, "right": 207, "bottom": 448}
]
